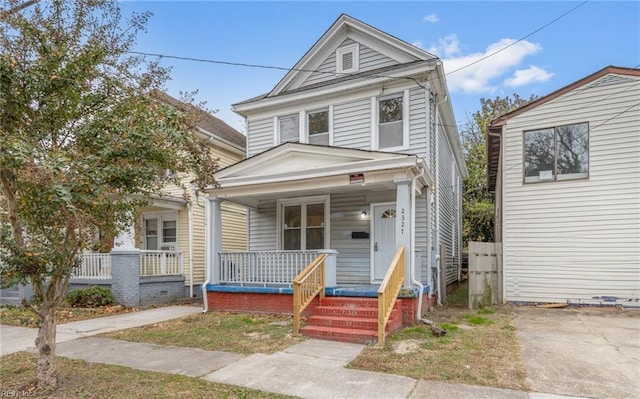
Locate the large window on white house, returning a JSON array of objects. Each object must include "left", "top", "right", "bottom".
[
  {"left": 279, "top": 114, "right": 299, "bottom": 143},
  {"left": 279, "top": 196, "right": 328, "bottom": 250},
  {"left": 307, "top": 110, "right": 329, "bottom": 145},
  {"left": 524, "top": 122, "right": 589, "bottom": 183},
  {"left": 378, "top": 94, "right": 404, "bottom": 149},
  {"left": 143, "top": 213, "right": 177, "bottom": 250}
]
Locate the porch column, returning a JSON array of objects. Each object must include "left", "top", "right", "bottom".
[
  {"left": 113, "top": 211, "right": 136, "bottom": 250},
  {"left": 318, "top": 249, "right": 338, "bottom": 287},
  {"left": 394, "top": 178, "right": 412, "bottom": 288},
  {"left": 207, "top": 198, "right": 222, "bottom": 284}
]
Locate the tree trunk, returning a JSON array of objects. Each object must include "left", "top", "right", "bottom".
[{"left": 35, "top": 305, "right": 58, "bottom": 390}]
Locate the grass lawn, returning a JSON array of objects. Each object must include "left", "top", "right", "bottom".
[
  {"left": 102, "top": 312, "right": 304, "bottom": 354},
  {"left": 0, "top": 352, "right": 294, "bottom": 399},
  {"left": 0, "top": 304, "right": 139, "bottom": 328},
  {"left": 348, "top": 282, "right": 529, "bottom": 391}
]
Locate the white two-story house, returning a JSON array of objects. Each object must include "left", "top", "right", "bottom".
[{"left": 202, "top": 14, "right": 466, "bottom": 343}]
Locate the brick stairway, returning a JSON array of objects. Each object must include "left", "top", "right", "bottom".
[{"left": 299, "top": 297, "right": 403, "bottom": 344}]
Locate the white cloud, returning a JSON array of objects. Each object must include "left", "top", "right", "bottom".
[
  {"left": 423, "top": 13, "right": 439, "bottom": 24},
  {"left": 504, "top": 66, "right": 554, "bottom": 87},
  {"left": 428, "top": 35, "right": 546, "bottom": 93},
  {"left": 412, "top": 40, "right": 423, "bottom": 49},
  {"left": 427, "top": 34, "right": 461, "bottom": 58}
]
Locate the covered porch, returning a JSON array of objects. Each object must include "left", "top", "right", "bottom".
[{"left": 204, "top": 143, "right": 435, "bottom": 293}]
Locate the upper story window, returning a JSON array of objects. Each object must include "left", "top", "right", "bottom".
[
  {"left": 336, "top": 43, "right": 359, "bottom": 74},
  {"left": 278, "top": 114, "right": 299, "bottom": 143},
  {"left": 378, "top": 94, "right": 404, "bottom": 149},
  {"left": 307, "top": 109, "right": 329, "bottom": 145},
  {"left": 524, "top": 122, "right": 589, "bottom": 183}
]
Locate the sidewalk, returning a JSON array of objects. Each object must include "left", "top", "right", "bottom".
[{"left": 1, "top": 306, "right": 595, "bottom": 399}]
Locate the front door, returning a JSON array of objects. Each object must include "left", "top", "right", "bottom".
[{"left": 371, "top": 203, "right": 396, "bottom": 282}]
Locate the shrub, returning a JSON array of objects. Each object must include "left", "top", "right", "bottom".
[{"left": 66, "top": 286, "right": 114, "bottom": 308}]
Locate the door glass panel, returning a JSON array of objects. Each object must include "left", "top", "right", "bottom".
[{"left": 145, "top": 219, "right": 158, "bottom": 250}]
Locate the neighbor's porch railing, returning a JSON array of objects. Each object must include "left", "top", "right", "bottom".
[
  {"left": 139, "top": 250, "right": 184, "bottom": 276},
  {"left": 73, "top": 253, "right": 112, "bottom": 279},
  {"left": 292, "top": 253, "right": 327, "bottom": 334},
  {"left": 377, "top": 246, "right": 405, "bottom": 346},
  {"left": 219, "top": 250, "right": 318, "bottom": 287}
]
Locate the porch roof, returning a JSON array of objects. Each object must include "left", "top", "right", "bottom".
[{"left": 206, "top": 143, "right": 433, "bottom": 208}]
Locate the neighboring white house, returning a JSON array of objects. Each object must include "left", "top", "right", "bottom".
[
  {"left": 203, "top": 14, "right": 466, "bottom": 307},
  {"left": 487, "top": 66, "right": 640, "bottom": 304}
]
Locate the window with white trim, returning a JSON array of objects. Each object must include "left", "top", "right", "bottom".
[
  {"left": 279, "top": 196, "right": 329, "bottom": 250},
  {"left": 142, "top": 212, "right": 177, "bottom": 250},
  {"left": 278, "top": 114, "right": 299, "bottom": 143},
  {"left": 524, "top": 122, "right": 589, "bottom": 183},
  {"left": 378, "top": 94, "right": 404, "bottom": 149},
  {"left": 336, "top": 43, "right": 359, "bottom": 74},
  {"left": 307, "top": 109, "right": 329, "bottom": 145}
]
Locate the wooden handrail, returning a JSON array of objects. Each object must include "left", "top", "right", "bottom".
[
  {"left": 292, "top": 254, "right": 328, "bottom": 334},
  {"left": 377, "top": 246, "right": 405, "bottom": 346}
]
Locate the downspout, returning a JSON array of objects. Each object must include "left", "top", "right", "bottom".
[
  {"left": 201, "top": 197, "right": 210, "bottom": 313},
  {"left": 411, "top": 167, "right": 435, "bottom": 326},
  {"left": 187, "top": 202, "right": 194, "bottom": 298}
]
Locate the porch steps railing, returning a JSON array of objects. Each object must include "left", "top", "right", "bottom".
[
  {"left": 292, "top": 253, "right": 327, "bottom": 334},
  {"left": 297, "top": 246, "right": 405, "bottom": 345},
  {"left": 377, "top": 246, "right": 405, "bottom": 346}
]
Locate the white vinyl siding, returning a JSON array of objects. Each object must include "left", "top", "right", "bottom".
[
  {"left": 302, "top": 38, "right": 397, "bottom": 88},
  {"left": 406, "top": 87, "right": 428, "bottom": 158},
  {"left": 438, "top": 125, "right": 460, "bottom": 285},
  {"left": 247, "top": 117, "right": 274, "bottom": 156},
  {"left": 248, "top": 200, "right": 277, "bottom": 251},
  {"left": 330, "top": 193, "right": 373, "bottom": 284},
  {"left": 333, "top": 98, "right": 372, "bottom": 149},
  {"left": 501, "top": 74, "right": 640, "bottom": 303}
]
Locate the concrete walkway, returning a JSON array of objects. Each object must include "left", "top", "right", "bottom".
[{"left": 1, "top": 304, "right": 624, "bottom": 399}]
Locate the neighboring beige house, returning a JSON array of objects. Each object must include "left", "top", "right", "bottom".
[
  {"left": 487, "top": 66, "right": 640, "bottom": 304},
  {"left": 136, "top": 94, "right": 247, "bottom": 297}
]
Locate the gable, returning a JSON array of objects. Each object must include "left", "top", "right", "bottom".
[
  {"left": 269, "top": 14, "right": 436, "bottom": 97},
  {"left": 214, "top": 143, "right": 413, "bottom": 181},
  {"left": 300, "top": 37, "right": 401, "bottom": 89}
]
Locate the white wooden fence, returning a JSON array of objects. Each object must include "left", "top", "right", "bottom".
[
  {"left": 219, "top": 250, "right": 318, "bottom": 287},
  {"left": 468, "top": 242, "right": 502, "bottom": 309}
]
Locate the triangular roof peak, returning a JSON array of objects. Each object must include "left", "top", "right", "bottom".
[
  {"left": 268, "top": 14, "right": 437, "bottom": 97},
  {"left": 489, "top": 65, "right": 640, "bottom": 128}
]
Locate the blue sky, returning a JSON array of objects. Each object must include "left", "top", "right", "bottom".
[{"left": 120, "top": 1, "right": 639, "bottom": 134}]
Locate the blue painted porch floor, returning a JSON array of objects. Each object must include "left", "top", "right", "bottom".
[{"left": 206, "top": 284, "right": 428, "bottom": 299}]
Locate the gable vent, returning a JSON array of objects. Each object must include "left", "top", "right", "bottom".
[
  {"left": 336, "top": 43, "right": 359, "bottom": 74},
  {"left": 341, "top": 52, "right": 353, "bottom": 71}
]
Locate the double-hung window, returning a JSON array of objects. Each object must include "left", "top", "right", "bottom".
[
  {"left": 307, "top": 109, "right": 329, "bottom": 145},
  {"left": 524, "top": 122, "right": 589, "bottom": 183},
  {"left": 377, "top": 93, "right": 406, "bottom": 150},
  {"left": 143, "top": 212, "right": 177, "bottom": 250},
  {"left": 278, "top": 114, "right": 300, "bottom": 143},
  {"left": 279, "top": 196, "right": 329, "bottom": 250}
]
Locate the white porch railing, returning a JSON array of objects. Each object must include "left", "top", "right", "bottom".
[
  {"left": 139, "top": 250, "right": 184, "bottom": 276},
  {"left": 74, "top": 253, "right": 112, "bottom": 279},
  {"left": 219, "top": 251, "right": 319, "bottom": 287}
]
